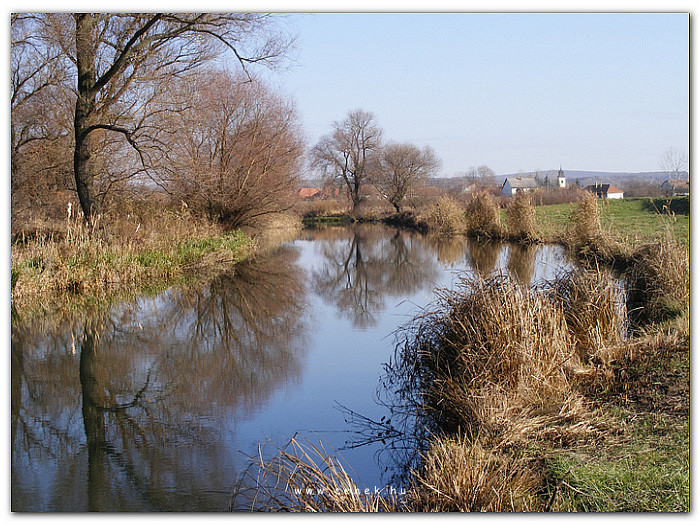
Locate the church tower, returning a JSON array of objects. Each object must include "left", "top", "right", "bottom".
[{"left": 557, "top": 166, "right": 566, "bottom": 188}]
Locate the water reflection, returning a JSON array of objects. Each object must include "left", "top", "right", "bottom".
[
  {"left": 12, "top": 225, "right": 575, "bottom": 511},
  {"left": 309, "top": 224, "right": 441, "bottom": 328},
  {"left": 11, "top": 246, "right": 307, "bottom": 511},
  {"left": 466, "top": 238, "right": 502, "bottom": 277},
  {"left": 507, "top": 243, "right": 539, "bottom": 285}
]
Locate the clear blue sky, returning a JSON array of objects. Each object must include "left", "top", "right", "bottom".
[{"left": 260, "top": 12, "right": 689, "bottom": 177}]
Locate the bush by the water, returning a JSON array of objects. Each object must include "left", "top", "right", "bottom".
[
  {"left": 464, "top": 191, "right": 503, "bottom": 239},
  {"left": 505, "top": 191, "right": 538, "bottom": 242},
  {"left": 425, "top": 195, "right": 466, "bottom": 235}
]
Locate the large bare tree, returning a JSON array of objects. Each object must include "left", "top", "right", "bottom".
[
  {"left": 373, "top": 142, "right": 441, "bottom": 213},
  {"left": 160, "top": 69, "right": 304, "bottom": 228},
  {"left": 311, "top": 109, "right": 383, "bottom": 215},
  {"left": 30, "top": 13, "right": 292, "bottom": 224},
  {"left": 660, "top": 147, "right": 689, "bottom": 182}
]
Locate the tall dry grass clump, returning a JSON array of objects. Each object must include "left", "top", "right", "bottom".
[
  {"left": 424, "top": 195, "right": 466, "bottom": 235},
  {"left": 399, "top": 274, "right": 582, "bottom": 439},
  {"left": 626, "top": 229, "right": 689, "bottom": 325},
  {"left": 566, "top": 191, "right": 604, "bottom": 249},
  {"left": 565, "top": 192, "right": 627, "bottom": 262},
  {"left": 545, "top": 269, "right": 628, "bottom": 365},
  {"left": 406, "top": 436, "right": 542, "bottom": 512},
  {"left": 464, "top": 191, "right": 503, "bottom": 239},
  {"left": 505, "top": 191, "right": 538, "bottom": 243}
]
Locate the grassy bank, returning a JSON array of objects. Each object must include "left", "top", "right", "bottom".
[
  {"left": 535, "top": 197, "right": 689, "bottom": 247},
  {"left": 11, "top": 211, "right": 254, "bottom": 316},
  {"left": 302, "top": 195, "right": 689, "bottom": 249}
]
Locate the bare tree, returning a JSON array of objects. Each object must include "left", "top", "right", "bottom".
[
  {"left": 10, "top": 15, "right": 74, "bottom": 225},
  {"left": 28, "top": 13, "right": 292, "bottom": 224},
  {"left": 159, "top": 69, "right": 303, "bottom": 228},
  {"left": 660, "top": 147, "right": 689, "bottom": 182},
  {"left": 477, "top": 164, "right": 496, "bottom": 186},
  {"left": 373, "top": 142, "right": 441, "bottom": 213},
  {"left": 311, "top": 109, "right": 383, "bottom": 215}
]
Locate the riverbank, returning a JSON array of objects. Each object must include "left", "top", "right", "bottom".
[
  {"left": 10, "top": 210, "right": 255, "bottom": 317},
  {"left": 245, "top": 193, "right": 689, "bottom": 512},
  {"left": 301, "top": 196, "right": 689, "bottom": 246}
]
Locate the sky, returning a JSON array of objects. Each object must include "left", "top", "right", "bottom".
[
  {"left": 2, "top": 3, "right": 692, "bottom": 180},
  {"left": 255, "top": 11, "right": 689, "bottom": 177}
]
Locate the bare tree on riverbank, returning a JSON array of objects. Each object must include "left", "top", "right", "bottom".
[
  {"left": 311, "top": 109, "right": 383, "bottom": 216},
  {"left": 19, "top": 13, "right": 292, "bottom": 225},
  {"left": 373, "top": 142, "right": 441, "bottom": 213},
  {"left": 158, "top": 69, "right": 304, "bottom": 228}
]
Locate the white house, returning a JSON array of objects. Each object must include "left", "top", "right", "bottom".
[
  {"left": 502, "top": 177, "right": 539, "bottom": 196},
  {"left": 584, "top": 183, "right": 624, "bottom": 200}
]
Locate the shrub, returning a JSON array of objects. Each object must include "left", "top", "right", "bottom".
[
  {"left": 424, "top": 195, "right": 466, "bottom": 235},
  {"left": 626, "top": 230, "right": 689, "bottom": 325},
  {"left": 505, "top": 191, "right": 538, "bottom": 242},
  {"left": 464, "top": 191, "right": 503, "bottom": 239}
]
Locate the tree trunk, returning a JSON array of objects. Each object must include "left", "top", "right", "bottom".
[{"left": 74, "top": 14, "right": 97, "bottom": 224}]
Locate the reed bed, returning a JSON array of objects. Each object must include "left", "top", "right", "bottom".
[
  {"left": 406, "top": 436, "right": 542, "bottom": 512},
  {"left": 564, "top": 192, "right": 627, "bottom": 263},
  {"left": 395, "top": 273, "right": 589, "bottom": 441},
  {"left": 544, "top": 268, "right": 628, "bottom": 365},
  {"left": 232, "top": 436, "right": 401, "bottom": 512},
  {"left": 625, "top": 229, "right": 689, "bottom": 325}
]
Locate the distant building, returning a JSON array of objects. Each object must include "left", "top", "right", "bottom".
[
  {"left": 557, "top": 166, "right": 566, "bottom": 188},
  {"left": 584, "top": 182, "right": 624, "bottom": 200},
  {"left": 502, "top": 177, "right": 538, "bottom": 196},
  {"left": 298, "top": 187, "right": 321, "bottom": 200},
  {"left": 661, "top": 179, "right": 689, "bottom": 197}
]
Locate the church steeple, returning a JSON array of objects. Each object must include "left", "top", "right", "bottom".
[{"left": 557, "top": 166, "right": 566, "bottom": 188}]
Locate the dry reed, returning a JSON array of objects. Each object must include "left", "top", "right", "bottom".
[
  {"left": 232, "top": 436, "right": 401, "bottom": 512},
  {"left": 406, "top": 436, "right": 542, "bottom": 512},
  {"left": 544, "top": 268, "right": 628, "bottom": 364},
  {"left": 626, "top": 229, "right": 689, "bottom": 325},
  {"left": 424, "top": 195, "right": 466, "bottom": 235},
  {"left": 564, "top": 192, "right": 626, "bottom": 262},
  {"left": 11, "top": 207, "right": 253, "bottom": 312},
  {"left": 464, "top": 191, "right": 503, "bottom": 239},
  {"left": 505, "top": 191, "right": 539, "bottom": 242},
  {"left": 398, "top": 274, "right": 584, "bottom": 441}
]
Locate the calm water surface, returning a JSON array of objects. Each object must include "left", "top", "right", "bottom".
[{"left": 11, "top": 224, "right": 571, "bottom": 511}]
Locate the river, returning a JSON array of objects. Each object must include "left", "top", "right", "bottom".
[{"left": 11, "top": 223, "right": 572, "bottom": 511}]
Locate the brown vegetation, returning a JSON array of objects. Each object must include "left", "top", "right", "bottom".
[
  {"left": 505, "top": 191, "right": 539, "bottom": 242},
  {"left": 424, "top": 195, "right": 466, "bottom": 235},
  {"left": 11, "top": 202, "right": 252, "bottom": 314},
  {"left": 464, "top": 190, "right": 503, "bottom": 239},
  {"left": 626, "top": 230, "right": 690, "bottom": 325}
]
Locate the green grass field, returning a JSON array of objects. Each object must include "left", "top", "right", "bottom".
[{"left": 534, "top": 197, "right": 689, "bottom": 246}]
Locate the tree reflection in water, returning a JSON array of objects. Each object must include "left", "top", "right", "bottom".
[
  {"left": 309, "top": 224, "right": 441, "bottom": 328},
  {"left": 11, "top": 246, "right": 307, "bottom": 511}
]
